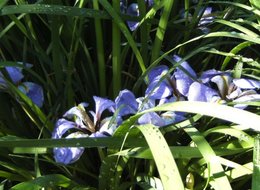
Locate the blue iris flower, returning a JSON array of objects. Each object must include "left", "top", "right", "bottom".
[
  {"left": 0, "top": 63, "right": 44, "bottom": 107},
  {"left": 211, "top": 75, "right": 260, "bottom": 109},
  {"left": 52, "top": 97, "right": 118, "bottom": 164}
]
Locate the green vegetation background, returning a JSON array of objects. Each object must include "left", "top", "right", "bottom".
[{"left": 0, "top": 0, "right": 260, "bottom": 189}]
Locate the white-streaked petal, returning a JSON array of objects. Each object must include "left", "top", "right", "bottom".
[{"left": 233, "top": 78, "right": 260, "bottom": 89}]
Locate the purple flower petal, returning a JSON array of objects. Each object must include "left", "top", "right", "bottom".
[
  {"left": 145, "top": 65, "right": 172, "bottom": 99},
  {"left": 198, "top": 7, "right": 214, "bottom": 26},
  {"left": 93, "top": 96, "right": 115, "bottom": 121},
  {"left": 148, "top": 65, "right": 169, "bottom": 83},
  {"left": 53, "top": 132, "right": 86, "bottom": 165},
  {"left": 145, "top": 79, "right": 172, "bottom": 99},
  {"left": 158, "top": 96, "right": 177, "bottom": 105},
  {"left": 200, "top": 69, "right": 227, "bottom": 83},
  {"left": 226, "top": 87, "right": 243, "bottom": 100},
  {"left": 233, "top": 94, "right": 260, "bottom": 109},
  {"left": 161, "top": 111, "right": 186, "bottom": 125},
  {"left": 115, "top": 89, "right": 138, "bottom": 116},
  {"left": 99, "top": 116, "right": 119, "bottom": 136},
  {"left": 137, "top": 97, "right": 156, "bottom": 111},
  {"left": 5, "top": 67, "right": 24, "bottom": 84},
  {"left": 188, "top": 82, "right": 220, "bottom": 102},
  {"left": 233, "top": 78, "right": 260, "bottom": 89},
  {"left": 63, "top": 106, "right": 91, "bottom": 129},
  {"left": 211, "top": 74, "right": 232, "bottom": 98},
  {"left": 18, "top": 82, "right": 44, "bottom": 107},
  {"left": 53, "top": 146, "right": 84, "bottom": 165},
  {"left": 90, "top": 131, "right": 110, "bottom": 138},
  {"left": 53, "top": 126, "right": 87, "bottom": 165},
  {"left": 127, "top": 3, "right": 139, "bottom": 31},
  {"left": 173, "top": 55, "right": 197, "bottom": 96},
  {"left": 138, "top": 112, "right": 165, "bottom": 127},
  {"left": 52, "top": 118, "right": 77, "bottom": 139}
]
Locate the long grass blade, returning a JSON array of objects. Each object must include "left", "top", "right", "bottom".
[
  {"left": 98, "top": 0, "right": 146, "bottom": 73},
  {"left": 0, "top": 4, "right": 110, "bottom": 19},
  {"left": 93, "top": 0, "right": 106, "bottom": 96},
  {"left": 150, "top": 0, "right": 174, "bottom": 63},
  {"left": 136, "top": 124, "right": 184, "bottom": 190},
  {"left": 252, "top": 135, "right": 260, "bottom": 190},
  {"left": 112, "top": 0, "right": 121, "bottom": 97}
]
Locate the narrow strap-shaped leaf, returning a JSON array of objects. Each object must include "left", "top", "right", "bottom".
[
  {"left": 209, "top": 1, "right": 260, "bottom": 17},
  {"left": 252, "top": 135, "right": 260, "bottom": 190},
  {"left": 11, "top": 174, "right": 78, "bottom": 189},
  {"left": 184, "top": 126, "right": 232, "bottom": 189},
  {"left": 93, "top": 0, "right": 106, "bottom": 96},
  {"left": 215, "top": 19, "right": 259, "bottom": 37},
  {"left": 0, "top": 136, "right": 147, "bottom": 148},
  {"left": 112, "top": 0, "right": 121, "bottom": 97},
  {"left": 221, "top": 41, "right": 253, "bottom": 70},
  {"left": 0, "top": 4, "right": 110, "bottom": 19},
  {"left": 98, "top": 0, "right": 146, "bottom": 73},
  {"left": 150, "top": 0, "right": 174, "bottom": 63},
  {"left": 142, "top": 101, "right": 260, "bottom": 131},
  {"left": 136, "top": 124, "right": 184, "bottom": 190}
]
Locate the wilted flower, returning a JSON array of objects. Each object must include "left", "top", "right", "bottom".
[{"left": 0, "top": 63, "right": 44, "bottom": 107}]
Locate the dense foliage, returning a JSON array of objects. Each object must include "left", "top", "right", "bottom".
[{"left": 0, "top": 0, "right": 260, "bottom": 189}]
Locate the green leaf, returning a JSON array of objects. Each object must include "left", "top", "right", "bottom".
[
  {"left": 150, "top": 0, "right": 174, "bottom": 63},
  {"left": 252, "top": 135, "right": 260, "bottom": 190},
  {"left": 215, "top": 19, "right": 259, "bottom": 37},
  {"left": 0, "top": 4, "right": 110, "bottom": 19},
  {"left": 11, "top": 174, "right": 77, "bottom": 190},
  {"left": 142, "top": 101, "right": 260, "bottom": 131},
  {"left": 98, "top": 0, "right": 146, "bottom": 73},
  {"left": 115, "top": 146, "right": 202, "bottom": 159},
  {"left": 0, "top": 135, "right": 147, "bottom": 149},
  {"left": 135, "top": 124, "right": 184, "bottom": 190},
  {"left": 184, "top": 126, "right": 232, "bottom": 189},
  {"left": 0, "top": 0, "right": 8, "bottom": 9}
]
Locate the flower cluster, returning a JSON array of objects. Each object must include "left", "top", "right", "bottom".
[
  {"left": 52, "top": 55, "right": 260, "bottom": 165},
  {"left": 0, "top": 62, "right": 44, "bottom": 107},
  {"left": 147, "top": 55, "right": 260, "bottom": 109}
]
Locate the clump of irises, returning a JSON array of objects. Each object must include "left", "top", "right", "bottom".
[{"left": 52, "top": 55, "right": 260, "bottom": 164}]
